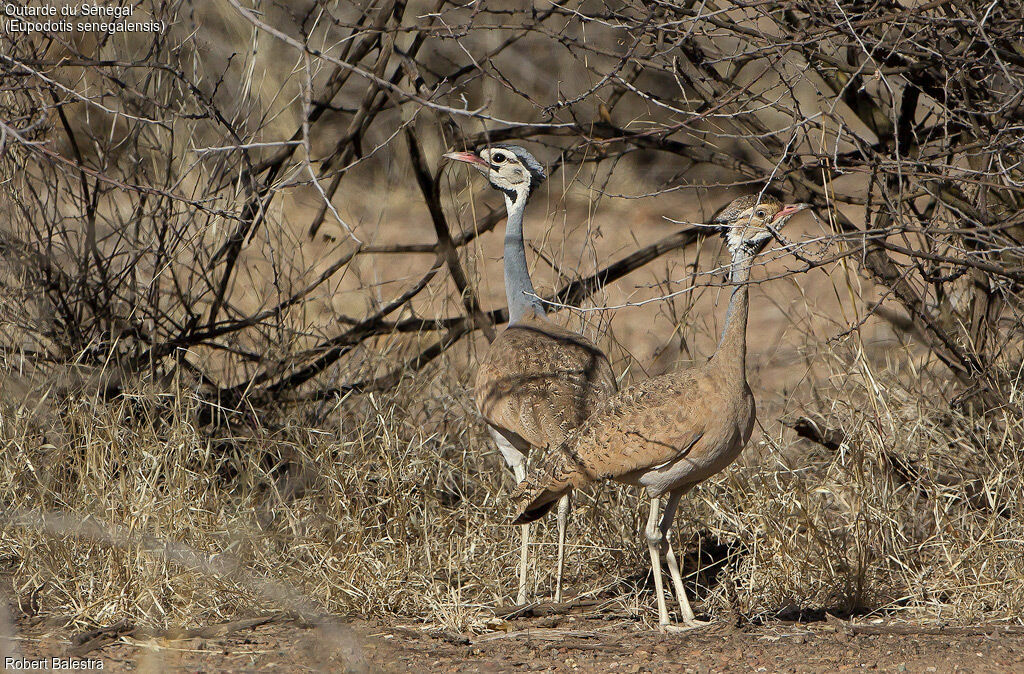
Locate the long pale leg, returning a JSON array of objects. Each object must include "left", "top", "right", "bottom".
[
  {"left": 491, "top": 429, "right": 531, "bottom": 605},
  {"left": 645, "top": 496, "right": 671, "bottom": 626},
  {"left": 513, "top": 461, "right": 530, "bottom": 605},
  {"left": 554, "top": 493, "right": 569, "bottom": 603},
  {"left": 660, "top": 488, "right": 698, "bottom": 625}
]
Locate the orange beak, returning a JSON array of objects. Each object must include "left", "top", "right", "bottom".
[
  {"left": 773, "top": 203, "right": 811, "bottom": 222},
  {"left": 443, "top": 151, "right": 488, "bottom": 167}
]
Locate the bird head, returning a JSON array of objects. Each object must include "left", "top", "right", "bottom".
[
  {"left": 443, "top": 144, "right": 546, "bottom": 204},
  {"left": 711, "top": 194, "right": 810, "bottom": 257}
]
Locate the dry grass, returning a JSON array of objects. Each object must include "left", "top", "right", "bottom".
[
  {"left": 2, "top": 325, "right": 1022, "bottom": 632},
  {"left": 1, "top": 177, "right": 1021, "bottom": 633},
  {"left": 3, "top": 0, "right": 1022, "bottom": 639}
]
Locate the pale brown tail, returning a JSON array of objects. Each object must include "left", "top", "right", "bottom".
[
  {"left": 509, "top": 479, "right": 566, "bottom": 524},
  {"left": 506, "top": 440, "right": 594, "bottom": 524}
]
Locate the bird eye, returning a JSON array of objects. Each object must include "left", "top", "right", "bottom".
[
  {"left": 755, "top": 209, "right": 767, "bottom": 219},
  {"left": 491, "top": 152, "right": 506, "bottom": 163}
]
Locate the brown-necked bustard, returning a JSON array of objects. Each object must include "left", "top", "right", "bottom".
[
  {"left": 444, "top": 145, "right": 617, "bottom": 604},
  {"left": 508, "top": 194, "right": 810, "bottom": 628}
]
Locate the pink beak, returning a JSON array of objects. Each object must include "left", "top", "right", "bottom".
[
  {"left": 773, "top": 203, "right": 811, "bottom": 222},
  {"left": 443, "top": 151, "right": 488, "bottom": 167}
]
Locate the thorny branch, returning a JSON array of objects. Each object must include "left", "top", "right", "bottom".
[{"left": 1, "top": 0, "right": 1022, "bottom": 418}]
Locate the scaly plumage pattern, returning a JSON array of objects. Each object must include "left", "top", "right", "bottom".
[
  {"left": 509, "top": 367, "right": 728, "bottom": 523},
  {"left": 475, "top": 313, "right": 616, "bottom": 453}
]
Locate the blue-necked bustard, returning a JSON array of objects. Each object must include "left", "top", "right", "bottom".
[
  {"left": 445, "top": 145, "right": 617, "bottom": 605},
  {"left": 508, "top": 195, "right": 810, "bottom": 628}
]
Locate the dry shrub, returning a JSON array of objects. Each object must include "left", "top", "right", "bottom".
[
  {"left": 691, "top": 351, "right": 1024, "bottom": 623},
  {"left": 2, "top": 345, "right": 1022, "bottom": 630}
]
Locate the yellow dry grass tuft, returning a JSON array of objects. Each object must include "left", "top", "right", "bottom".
[{"left": 2, "top": 343, "right": 1022, "bottom": 631}]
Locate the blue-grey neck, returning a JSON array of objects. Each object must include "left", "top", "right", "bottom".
[{"left": 503, "top": 191, "right": 545, "bottom": 323}]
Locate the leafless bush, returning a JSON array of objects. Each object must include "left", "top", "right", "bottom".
[
  {"left": 3, "top": 0, "right": 1022, "bottom": 411},
  {"left": 1, "top": 0, "right": 1023, "bottom": 629}
]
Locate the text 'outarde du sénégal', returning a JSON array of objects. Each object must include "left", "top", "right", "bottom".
[{"left": 3, "top": 3, "right": 165, "bottom": 33}]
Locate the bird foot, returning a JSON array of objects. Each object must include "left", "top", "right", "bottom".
[{"left": 658, "top": 619, "right": 711, "bottom": 633}]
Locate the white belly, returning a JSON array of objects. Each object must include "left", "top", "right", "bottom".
[{"left": 625, "top": 432, "right": 746, "bottom": 497}]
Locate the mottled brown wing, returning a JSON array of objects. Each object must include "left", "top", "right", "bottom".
[
  {"left": 568, "top": 372, "right": 709, "bottom": 481},
  {"left": 509, "top": 371, "right": 708, "bottom": 523},
  {"left": 475, "top": 314, "right": 616, "bottom": 451}
]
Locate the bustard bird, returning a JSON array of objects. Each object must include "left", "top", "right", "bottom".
[
  {"left": 444, "top": 145, "right": 617, "bottom": 604},
  {"left": 508, "top": 194, "right": 810, "bottom": 628}
]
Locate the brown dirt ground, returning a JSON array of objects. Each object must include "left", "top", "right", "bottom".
[{"left": 13, "top": 612, "right": 1024, "bottom": 673}]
